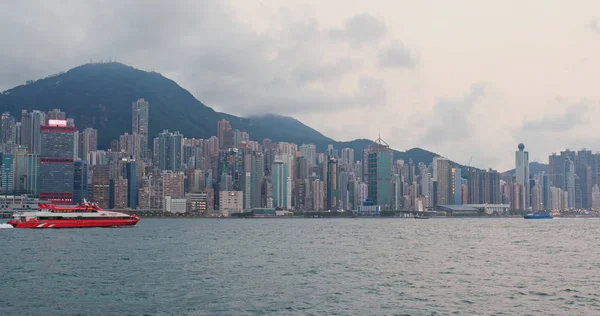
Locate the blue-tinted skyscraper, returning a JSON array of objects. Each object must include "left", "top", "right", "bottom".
[
  {"left": 2, "top": 153, "right": 14, "bottom": 193},
  {"left": 126, "top": 161, "right": 139, "bottom": 209},
  {"left": 272, "top": 160, "right": 290, "bottom": 209},
  {"left": 158, "top": 130, "right": 183, "bottom": 171},
  {"left": 451, "top": 167, "right": 462, "bottom": 205},
  {"left": 367, "top": 138, "right": 393, "bottom": 209},
  {"left": 26, "top": 154, "right": 40, "bottom": 196},
  {"left": 73, "top": 160, "right": 89, "bottom": 204},
  {"left": 218, "top": 148, "right": 244, "bottom": 191}
]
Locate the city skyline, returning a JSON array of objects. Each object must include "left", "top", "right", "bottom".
[
  {"left": 4, "top": 102, "right": 600, "bottom": 215},
  {"left": 3, "top": 1, "right": 600, "bottom": 171}
]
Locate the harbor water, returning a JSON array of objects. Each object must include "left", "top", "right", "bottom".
[{"left": 1, "top": 218, "right": 600, "bottom": 315}]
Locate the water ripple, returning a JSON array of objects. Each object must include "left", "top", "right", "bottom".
[{"left": 1, "top": 218, "right": 600, "bottom": 315}]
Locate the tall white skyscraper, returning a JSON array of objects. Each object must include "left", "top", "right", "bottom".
[
  {"left": 515, "top": 143, "right": 530, "bottom": 209},
  {"left": 132, "top": 98, "right": 149, "bottom": 158}
]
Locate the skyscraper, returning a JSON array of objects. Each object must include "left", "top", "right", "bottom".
[
  {"left": 20, "top": 110, "right": 46, "bottom": 154},
  {"left": 451, "top": 167, "right": 462, "bottom": 205},
  {"left": 434, "top": 157, "right": 450, "bottom": 206},
  {"left": 158, "top": 130, "right": 184, "bottom": 171},
  {"left": 79, "top": 128, "right": 98, "bottom": 160},
  {"left": 2, "top": 153, "right": 14, "bottom": 194},
  {"left": 515, "top": 143, "right": 530, "bottom": 209},
  {"left": 92, "top": 164, "right": 110, "bottom": 208},
  {"left": 299, "top": 144, "right": 317, "bottom": 167},
  {"left": 73, "top": 160, "right": 89, "bottom": 204},
  {"left": 326, "top": 157, "right": 338, "bottom": 210},
  {"left": 341, "top": 148, "right": 355, "bottom": 168},
  {"left": 488, "top": 169, "right": 501, "bottom": 204},
  {"left": 367, "top": 137, "right": 393, "bottom": 208},
  {"left": 132, "top": 98, "right": 149, "bottom": 158},
  {"left": 565, "top": 158, "right": 575, "bottom": 208},
  {"left": 272, "top": 159, "right": 291, "bottom": 209},
  {"left": 217, "top": 119, "right": 232, "bottom": 150},
  {"left": 25, "top": 154, "right": 40, "bottom": 196},
  {"left": 119, "top": 133, "right": 142, "bottom": 160},
  {"left": 312, "top": 179, "right": 324, "bottom": 211},
  {"left": 110, "top": 177, "right": 129, "bottom": 209},
  {"left": 162, "top": 171, "right": 185, "bottom": 198},
  {"left": 251, "top": 151, "right": 265, "bottom": 208},
  {"left": 46, "top": 109, "right": 66, "bottom": 122},
  {"left": 467, "top": 169, "right": 481, "bottom": 204},
  {"left": 126, "top": 161, "right": 139, "bottom": 209},
  {"left": 39, "top": 120, "right": 75, "bottom": 203},
  {"left": 1, "top": 112, "right": 15, "bottom": 145}
]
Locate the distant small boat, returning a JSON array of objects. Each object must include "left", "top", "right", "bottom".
[
  {"left": 524, "top": 212, "right": 553, "bottom": 219},
  {"left": 414, "top": 215, "right": 430, "bottom": 219}
]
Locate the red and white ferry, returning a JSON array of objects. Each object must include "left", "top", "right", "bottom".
[{"left": 6, "top": 200, "right": 140, "bottom": 229}]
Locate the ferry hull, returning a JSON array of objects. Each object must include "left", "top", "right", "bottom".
[{"left": 7, "top": 218, "right": 139, "bottom": 228}]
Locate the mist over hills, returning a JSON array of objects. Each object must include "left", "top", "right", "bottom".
[{"left": 0, "top": 62, "right": 456, "bottom": 166}]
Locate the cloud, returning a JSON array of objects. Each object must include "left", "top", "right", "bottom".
[
  {"left": 377, "top": 40, "right": 418, "bottom": 69},
  {"left": 355, "top": 76, "right": 387, "bottom": 106},
  {"left": 520, "top": 101, "right": 589, "bottom": 132},
  {"left": 419, "top": 83, "right": 486, "bottom": 146},
  {"left": 0, "top": 1, "right": 397, "bottom": 117},
  {"left": 588, "top": 17, "right": 600, "bottom": 34},
  {"left": 329, "top": 13, "right": 387, "bottom": 47}
]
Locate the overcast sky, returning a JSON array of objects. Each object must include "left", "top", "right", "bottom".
[{"left": 2, "top": 0, "right": 600, "bottom": 171}]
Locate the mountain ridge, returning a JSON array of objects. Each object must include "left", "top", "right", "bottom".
[
  {"left": 502, "top": 162, "right": 549, "bottom": 177},
  {"left": 0, "top": 62, "right": 459, "bottom": 166}
]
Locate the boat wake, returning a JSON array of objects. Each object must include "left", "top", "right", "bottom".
[{"left": 0, "top": 223, "right": 14, "bottom": 229}]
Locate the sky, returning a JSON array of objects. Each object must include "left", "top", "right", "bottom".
[{"left": 2, "top": 0, "right": 600, "bottom": 171}]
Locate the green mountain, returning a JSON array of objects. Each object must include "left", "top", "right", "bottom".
[
  {"left": 502, "top": 162, "right": 549, "bottom": 177},
  {"left": 0, "top": 62, "right": 452, "bottom": 166}
]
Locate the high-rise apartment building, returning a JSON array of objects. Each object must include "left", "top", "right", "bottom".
[
  {"left": 1, "top": 112, "right": 15, "bottom": 145},
  {"left": 78, "top": 128, "right": 98, "bottom": 160},
  {"left": 312, "top": 179, "right": 324, "bottom": 211},
  {"left": 162, "top": 171, "right": 185, "bottom": 198},
  {"left": 92, "top": 164, "right": 110, "bottom": 209},
  {"left": 132, "top": 98, "right": 149, "bottom": 158},
  {"left": 20, "top": 110, "right": 46, "bottom": 154},
  {"left": 565, "top": 158, "right": 575, "bottom": 208},
  {"left": 341, "top": 148, "right": 355, "bottom": 167},
  {"left": 299, "top": 144, "right": 317, "bottom": 167},
  {"left": 110, "top": 177, "right": 128, "bottom": 209},
  {"left": 119, "top": 133, "right": 142, "bottom": 160},
  {"left": 158, "top": 130, "right": 184, "bottom": 171},
  {"left": 46, "top": 109, "right": 66, "bottom": 122}
]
